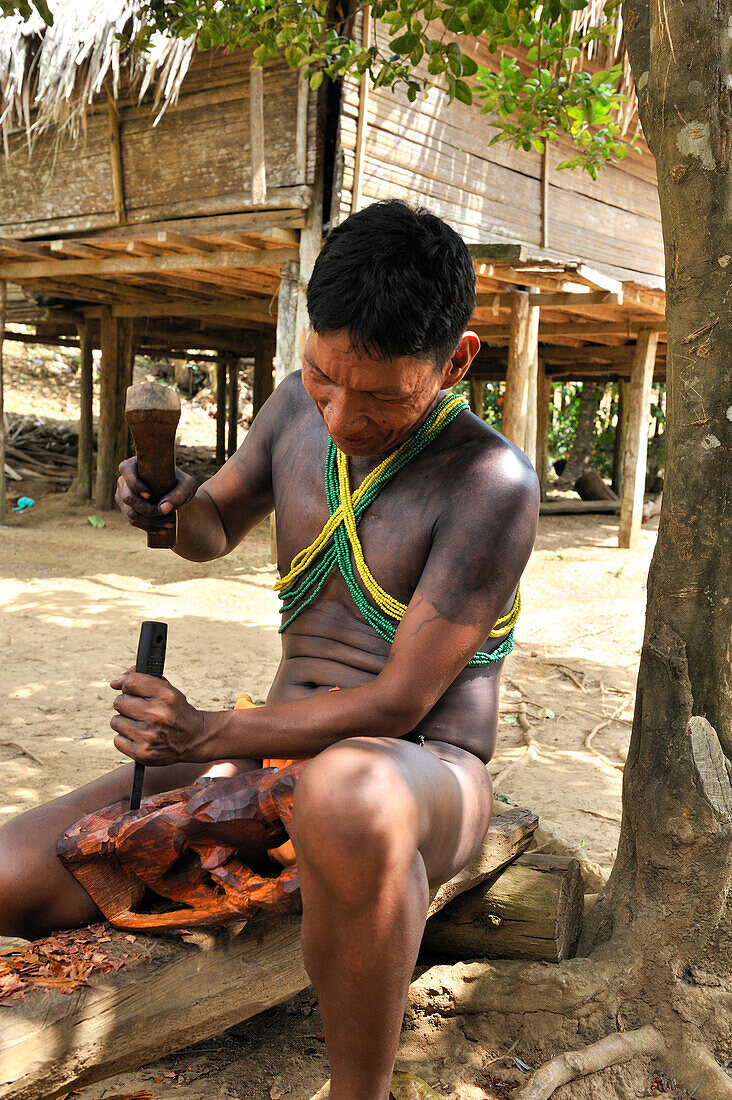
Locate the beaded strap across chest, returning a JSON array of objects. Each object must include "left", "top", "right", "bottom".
[{"left": 274, "top": 393, "right": 520, "bottom": 666}]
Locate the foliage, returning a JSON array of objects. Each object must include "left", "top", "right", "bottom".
[
  {"left": 2, "top": 0, "right": 634, "bottom": 176},
  {"left": 549, "top": 381, "right": 581, "bottom": 462}
]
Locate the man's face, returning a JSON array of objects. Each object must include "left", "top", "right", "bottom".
[{"left": 301, "top": 330, "right": 447, "bottom": 458}]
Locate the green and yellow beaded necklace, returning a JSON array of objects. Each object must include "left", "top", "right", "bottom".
[{"left": 274, "top": 392, "right": 520, "bottom": 665}]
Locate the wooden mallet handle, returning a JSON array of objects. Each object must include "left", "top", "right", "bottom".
[{"left": 125, "top": 382, "right": 181, "bottom": 550}]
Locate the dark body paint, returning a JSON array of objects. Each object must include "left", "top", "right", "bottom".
[{"left": 257, "top": 372, "right": 529, "bottom": 764}]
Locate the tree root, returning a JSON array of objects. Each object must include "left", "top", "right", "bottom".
[
  {"left": 583, "top": 697, "right": 629, "bottom": 772},
  {"left": 664, "top": 1037, "right": 732, "bottom": 1099},
  {"left": 493, "top": 704, "right": 540, "bottom": 788},
  {"left": 511, "top": 1026, "right": 665, "bottom": 1100}
]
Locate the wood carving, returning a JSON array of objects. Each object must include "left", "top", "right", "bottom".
[{"left": 57, "top": 761, "right": 307, "bottom": 932}]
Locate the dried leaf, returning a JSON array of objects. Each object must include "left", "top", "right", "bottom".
[{"left": 390, "top": 1071, "right": 443, "bottom": 1099}]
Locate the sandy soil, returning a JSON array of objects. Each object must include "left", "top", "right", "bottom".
[{"left": 0, "top": 349, "right": 664, "bottom": 1099}]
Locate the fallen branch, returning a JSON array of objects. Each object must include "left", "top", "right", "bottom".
[
  {"left": 1, "top": 740, "right": 44, "bottom": 767},
  {"left": 555, "top": 666, "right": 587, "bottom": 693},
  {"left": 511, "top": 1025, "right": 665, "bottom": 1100}
]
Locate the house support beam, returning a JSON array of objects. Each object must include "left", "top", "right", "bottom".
[
  {"left": 74, "top": 320, "right": 94, "bottom": 500},
  {"left": 249, "top": 67, "right": 266, "bottom": 206},
  {"left": 502, "top": 291, "right": 540, "bottom": 460},
  {"left": 96, "top": 309, "right": 132, "bottom": 509},
  {"left": 216, "top": 352, "right": 227, "bottom": 468},
  {"left": 253, "top": 333, "right": 275, "bottom": 419},
  {"left": 612, "top": 379, "right": 630, "bottom": 496},
  {"left": 227, "top": 358, "right": 239, "bottom": 459},
  {"left": 536, "top": 359, "right": 551, "bottom": 500},
  {"left": 618, "top": 330, "right": 659, "bottom": 549},
  {"left": 469, "top": 378, "right": 485, "bottom": 419}
]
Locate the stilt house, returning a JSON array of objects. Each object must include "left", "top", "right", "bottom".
[{"left": 0, "top": 2, "right": 666, "bottom": 548}]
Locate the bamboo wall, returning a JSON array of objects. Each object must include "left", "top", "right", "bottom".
[
  {"left": 333, "top": 25, "right": 664, "bottom": 286},
  {"left": 0, "top": 49, "right": 316, "bottom": 239}
]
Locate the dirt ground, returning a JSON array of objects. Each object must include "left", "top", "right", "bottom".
[{"left": 0, "top": 349, "right": 664, "bottom": 1099}]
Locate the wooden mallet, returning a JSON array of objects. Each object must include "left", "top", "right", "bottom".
[{"left": 125, "top": 381, "right": 181, "bottom": 549}]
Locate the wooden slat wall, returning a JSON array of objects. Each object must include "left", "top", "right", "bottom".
[
  {"left": 0, "top": 50, "right": 316, "bottom": 239},
  {"left": 333, "top": 20, "right": 664, "bottom": 284}
]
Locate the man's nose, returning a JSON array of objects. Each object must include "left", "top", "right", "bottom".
[{"left": 323, "top": 392, "right": 368, "bottom": 436}]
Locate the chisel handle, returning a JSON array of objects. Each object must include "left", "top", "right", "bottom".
[{"left": 129, "top": 621, "right": 168, "bottom": 811}]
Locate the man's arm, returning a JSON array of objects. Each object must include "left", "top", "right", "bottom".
[
  {"left": 110, "top": 439, "right": 539, "bottom": 765},
  {"left": 116, "top": 374, "right": 297, "bottom": 562}
]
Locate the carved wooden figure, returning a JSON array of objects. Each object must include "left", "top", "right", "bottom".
[{"left": 57, "top": 761, "right": 307, "bottom": 932}]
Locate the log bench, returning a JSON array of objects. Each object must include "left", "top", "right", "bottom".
[{"left": 0, "top": 806, "right": 583, "bottom": 1100}]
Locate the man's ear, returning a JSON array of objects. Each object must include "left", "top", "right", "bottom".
[{"left": 440, "top": 331, "right": 481, "bottom": 389}]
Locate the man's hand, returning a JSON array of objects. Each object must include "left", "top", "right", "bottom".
[
  {"left": 116, "top": 457, "right": 197, "bottom": 535},
  {"left": 110, "top": 670, "right": 206, "bottom": 766}
]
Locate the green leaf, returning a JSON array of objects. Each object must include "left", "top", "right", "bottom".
[
  {"left": 454, "top": 79, "right": 473, "bottom": 104},
  {"left": 309, "top": 69, "right": 324, "bottom": 89},
  {"left": 87, "top": 515, "right": 106, "bottom": 529},
  {"left": 460, "top": 54, "right": 478, "bottom": 76},
  {"left": 390, "top": 31, "right": 419, "bottom": 52},
  {"left": 494, "top": 792, "right": 514, "bottom": 804}
]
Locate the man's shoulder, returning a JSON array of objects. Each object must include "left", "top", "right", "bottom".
[{"left": 456, "top": 410, "right": 538, "bottom": 485}]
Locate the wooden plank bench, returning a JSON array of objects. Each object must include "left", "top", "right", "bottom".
[{"left": 0, "top": 807, "right": 538, "bottom": 1100}]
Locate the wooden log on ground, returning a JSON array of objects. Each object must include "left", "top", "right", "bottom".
[
  {"left": 540, "top": 499, "right": 620, "bottom": 515},
  {"left": 0, "top": 806, "right": 537, "bottom": 1100},
  {"left": 574, "top": 470, "right": 619, "bottom": 502},
  {"left": 422, "top": 853, "right": 584, "bottom": 963}
]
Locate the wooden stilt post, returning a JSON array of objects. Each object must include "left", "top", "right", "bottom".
[
  {"left": 95, "top": 307, "right": 120, "bottom": 510},
  {"left": 503, "top": 290, "right": 539, "bottom": 455},
  {"left": 469, "top": 378, "right": 485, "bottom": 418},
  {"left": 253, "top": 334, "right": 275, "bottom": 420},
  {"left": 74, "top": 319, "right": 94, "bottom": 499},
  {"left": 612, "top": 379, "right": 630, "bottom": 496},
  {"left": 227, "top": 358, "right": 239, "bottom": 459},
  {"left": 114, "top": 322, "right": 134, "bottom": 473},
  {"left": 215, "top": 351, "right": 227, "bottom": 467},
  {"left": 536, "top": 359, "right": 551, "bottom": 500},
  {"left": 524, "top": 340, "right": 539, "bottom": 467},
  {"left": 0, "top": 280, "right": 6, "bottom": 525},
  {"left": 618, "top": 330, "right": 659, "bottom": 549}
]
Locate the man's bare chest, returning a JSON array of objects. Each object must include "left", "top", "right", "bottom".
[{"left": 272, "top": 442, "right": 442, "bottom": 610}]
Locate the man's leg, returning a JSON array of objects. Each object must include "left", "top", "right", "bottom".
[
  {"left": 290, "top": 736, "right": 493, "bottom": 1100},
  {"left": 0, "top": 756, "right": 260, "bottom": 940}
]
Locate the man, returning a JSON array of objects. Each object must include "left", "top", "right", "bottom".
[{"left": 0, "top": 201, "right": 538, "bottom": 1100}]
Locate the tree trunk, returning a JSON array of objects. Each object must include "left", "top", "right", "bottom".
[
  {"left": 583, "top": 0, "right": 732, "bottom": 1020},
  {"left": 411, "top": 6, "right": 732, "bottom": 1096}
]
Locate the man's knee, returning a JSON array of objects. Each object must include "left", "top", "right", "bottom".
[
  {"left": 0, "top": 823, "right": 40, "bottom": 938},
  {"left": 292, "top": 739, "right": 420, "bottom": 888}
]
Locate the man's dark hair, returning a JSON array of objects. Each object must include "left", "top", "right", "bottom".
[{"left": 306, "top": 200, "right": 476, "bottom": 367}]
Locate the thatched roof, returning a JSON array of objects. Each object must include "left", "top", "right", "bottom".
[
  {"left": 0, "top": 0, "right": 638, "bottom": 154},
  {"left": 0, "top": 0, "right": 195, "bottom": 149}
]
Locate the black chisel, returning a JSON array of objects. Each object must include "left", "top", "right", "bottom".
[{"left": 129, "top": 620, "right": 168, "bottom": 812}]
